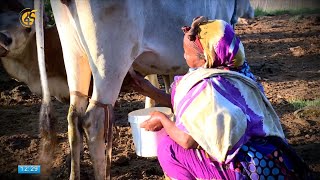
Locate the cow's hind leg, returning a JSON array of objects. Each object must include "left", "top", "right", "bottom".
[
  {"left": 162, "top": 74, "right": 173, "bottom": 94},
  {"left": 82, "top": 101, "right": 114, "bottom": 180}
]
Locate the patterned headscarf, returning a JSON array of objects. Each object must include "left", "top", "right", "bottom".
[
  {"left": 182, "top": 16, "right": 264, "bottom": 93},
  {"left": 182, "top": 17, "right": 245, "bottom": 69}
]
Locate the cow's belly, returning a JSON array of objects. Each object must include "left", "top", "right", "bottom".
[{"left": 132, "top": 50, "right": 188, "bottom": 76}]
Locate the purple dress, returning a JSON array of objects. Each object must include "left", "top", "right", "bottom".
[{"left": 157, "top": 71, "right": 310, "bottom": 180}]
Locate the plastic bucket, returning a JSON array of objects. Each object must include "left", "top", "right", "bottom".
[{"left": 128, "top": 107, "right": 173, "bottom": 157}]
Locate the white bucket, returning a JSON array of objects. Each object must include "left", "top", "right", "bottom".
[{"left": 128, "top": 107, "right": 173, "bottom": 157}]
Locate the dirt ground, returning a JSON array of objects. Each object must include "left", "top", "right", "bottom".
[{"left": 0, "top": 14, "right": 319, "bottom": 179}]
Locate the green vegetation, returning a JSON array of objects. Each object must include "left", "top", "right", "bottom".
[
  {"left": 44, "top": 0, "right": 55, "bottom": 27},
  {"left": 289, "top": 99, "right": 320, "bottom": 110},
  {"left": 254, "top": 8, "right": 320, "bottom": 17}
]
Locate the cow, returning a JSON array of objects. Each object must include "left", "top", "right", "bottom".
[
  {"left": 0, "top": 0, "right": 255, "bottom": 101},
  {"left": 0, "top": 0, "right": 160, "bottom": 106},
  {"left": 1, "top": 0, "right": 255, "bottom": 179},
  {"left": 232, "top": 0, "right": 255, "bottom": 25},
  {"left": 0, "top": 0, "right": 254, "bottom": 105},
  {"left": 0, "top": 0, "right": 179, "bottom": 108},
  {"left": 0, "top": 26, "right": 69, "bottom": 101},
  {"left": 36, "top": 0, "right": 255, "bottom": 179},
  {"left": 0, "top": 0, "right": 69, "bottom": 102}
]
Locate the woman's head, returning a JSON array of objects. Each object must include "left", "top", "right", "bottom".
[
  {"left": 182, "top": 34, "right": 207, "bottom": 68},
  {"left": 182, "top": 17, "right": 245, "bottom": 69}
]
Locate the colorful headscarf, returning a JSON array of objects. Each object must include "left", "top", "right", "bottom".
[
  {"left": 182, "top": 17, "right": 245, "bottom": 70},
  {"left": 182, "top": 17, "right": 264, "bottom": 92}
]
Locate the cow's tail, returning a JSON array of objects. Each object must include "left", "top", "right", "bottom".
[{"left": 34, "top": 0, "right": 57, "bottom": 177}]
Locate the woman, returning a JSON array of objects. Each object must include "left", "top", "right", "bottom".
[{"left": 130, "top": 17, "right": 310, "bottom": 180}]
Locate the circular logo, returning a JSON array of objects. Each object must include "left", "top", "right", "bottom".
[{"left": 19, "top": 8, "right": 37, "bottom": 28}]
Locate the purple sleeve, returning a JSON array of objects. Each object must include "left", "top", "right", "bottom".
[
  {"left": 170, "top": 75, "right": 183, "bottom": 106},
  {"left": 171, "top": 75, "right": 189, "bottom": 134}
]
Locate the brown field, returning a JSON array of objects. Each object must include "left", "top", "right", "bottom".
[{"left": 0, "top": 14, "right": 319, "bottom": 179}]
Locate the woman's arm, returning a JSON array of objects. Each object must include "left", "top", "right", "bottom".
[
  {"left": 141, "top": 111, "right": 198, "bottom": 149},
  {"left": 144, "top": 85, "right": 172, "bottom": 108},
  {"left": 129, "top": 71, "right": 172, "bottom": 108},
  {"left": 130, "top": 71, "right": 196, "bottom": 148}
]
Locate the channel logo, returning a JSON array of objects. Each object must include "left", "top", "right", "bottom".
[{"left": 19, "top": 8, "right": 37, "bottom": 28}]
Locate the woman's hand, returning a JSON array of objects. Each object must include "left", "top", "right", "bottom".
[
  {"left": 128, "top": 70, "right": 172, "bottom": 108},
  {"left": 141, "top": 111, "right": 198, "bottom": 149},
  {"left": 140, "top": 111, "right": 167, "bottom": 131},
  {"left": 128, "top": 70, "right": 154, "bottom": 96}
]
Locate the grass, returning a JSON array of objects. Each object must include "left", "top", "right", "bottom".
[
  {"left": 289, "top": 99, "right": 320, "bottom": 110},
  {"left": 254, "top": 8, "right": 320, "bottom": 17}
]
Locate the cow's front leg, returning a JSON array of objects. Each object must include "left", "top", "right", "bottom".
[
  {"left": 68, "top": 92, "right": 89, "bottom": 180},
  {"left": 82, "top": 101, "right": 113, "bottom": 180}
]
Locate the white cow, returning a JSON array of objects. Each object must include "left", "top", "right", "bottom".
[
  {"left": 0, "top": 0, "right": 160, "bottom": 106},
  {"left": 0, "top": 0, "right": 255, "bottom": 179},
  {"left": 0, "top": 0, "right": 183, "bottom": 109}
]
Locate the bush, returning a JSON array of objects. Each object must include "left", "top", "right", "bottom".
[{"left": 44, "top": 0, "right": 55, "bottom": 27}]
